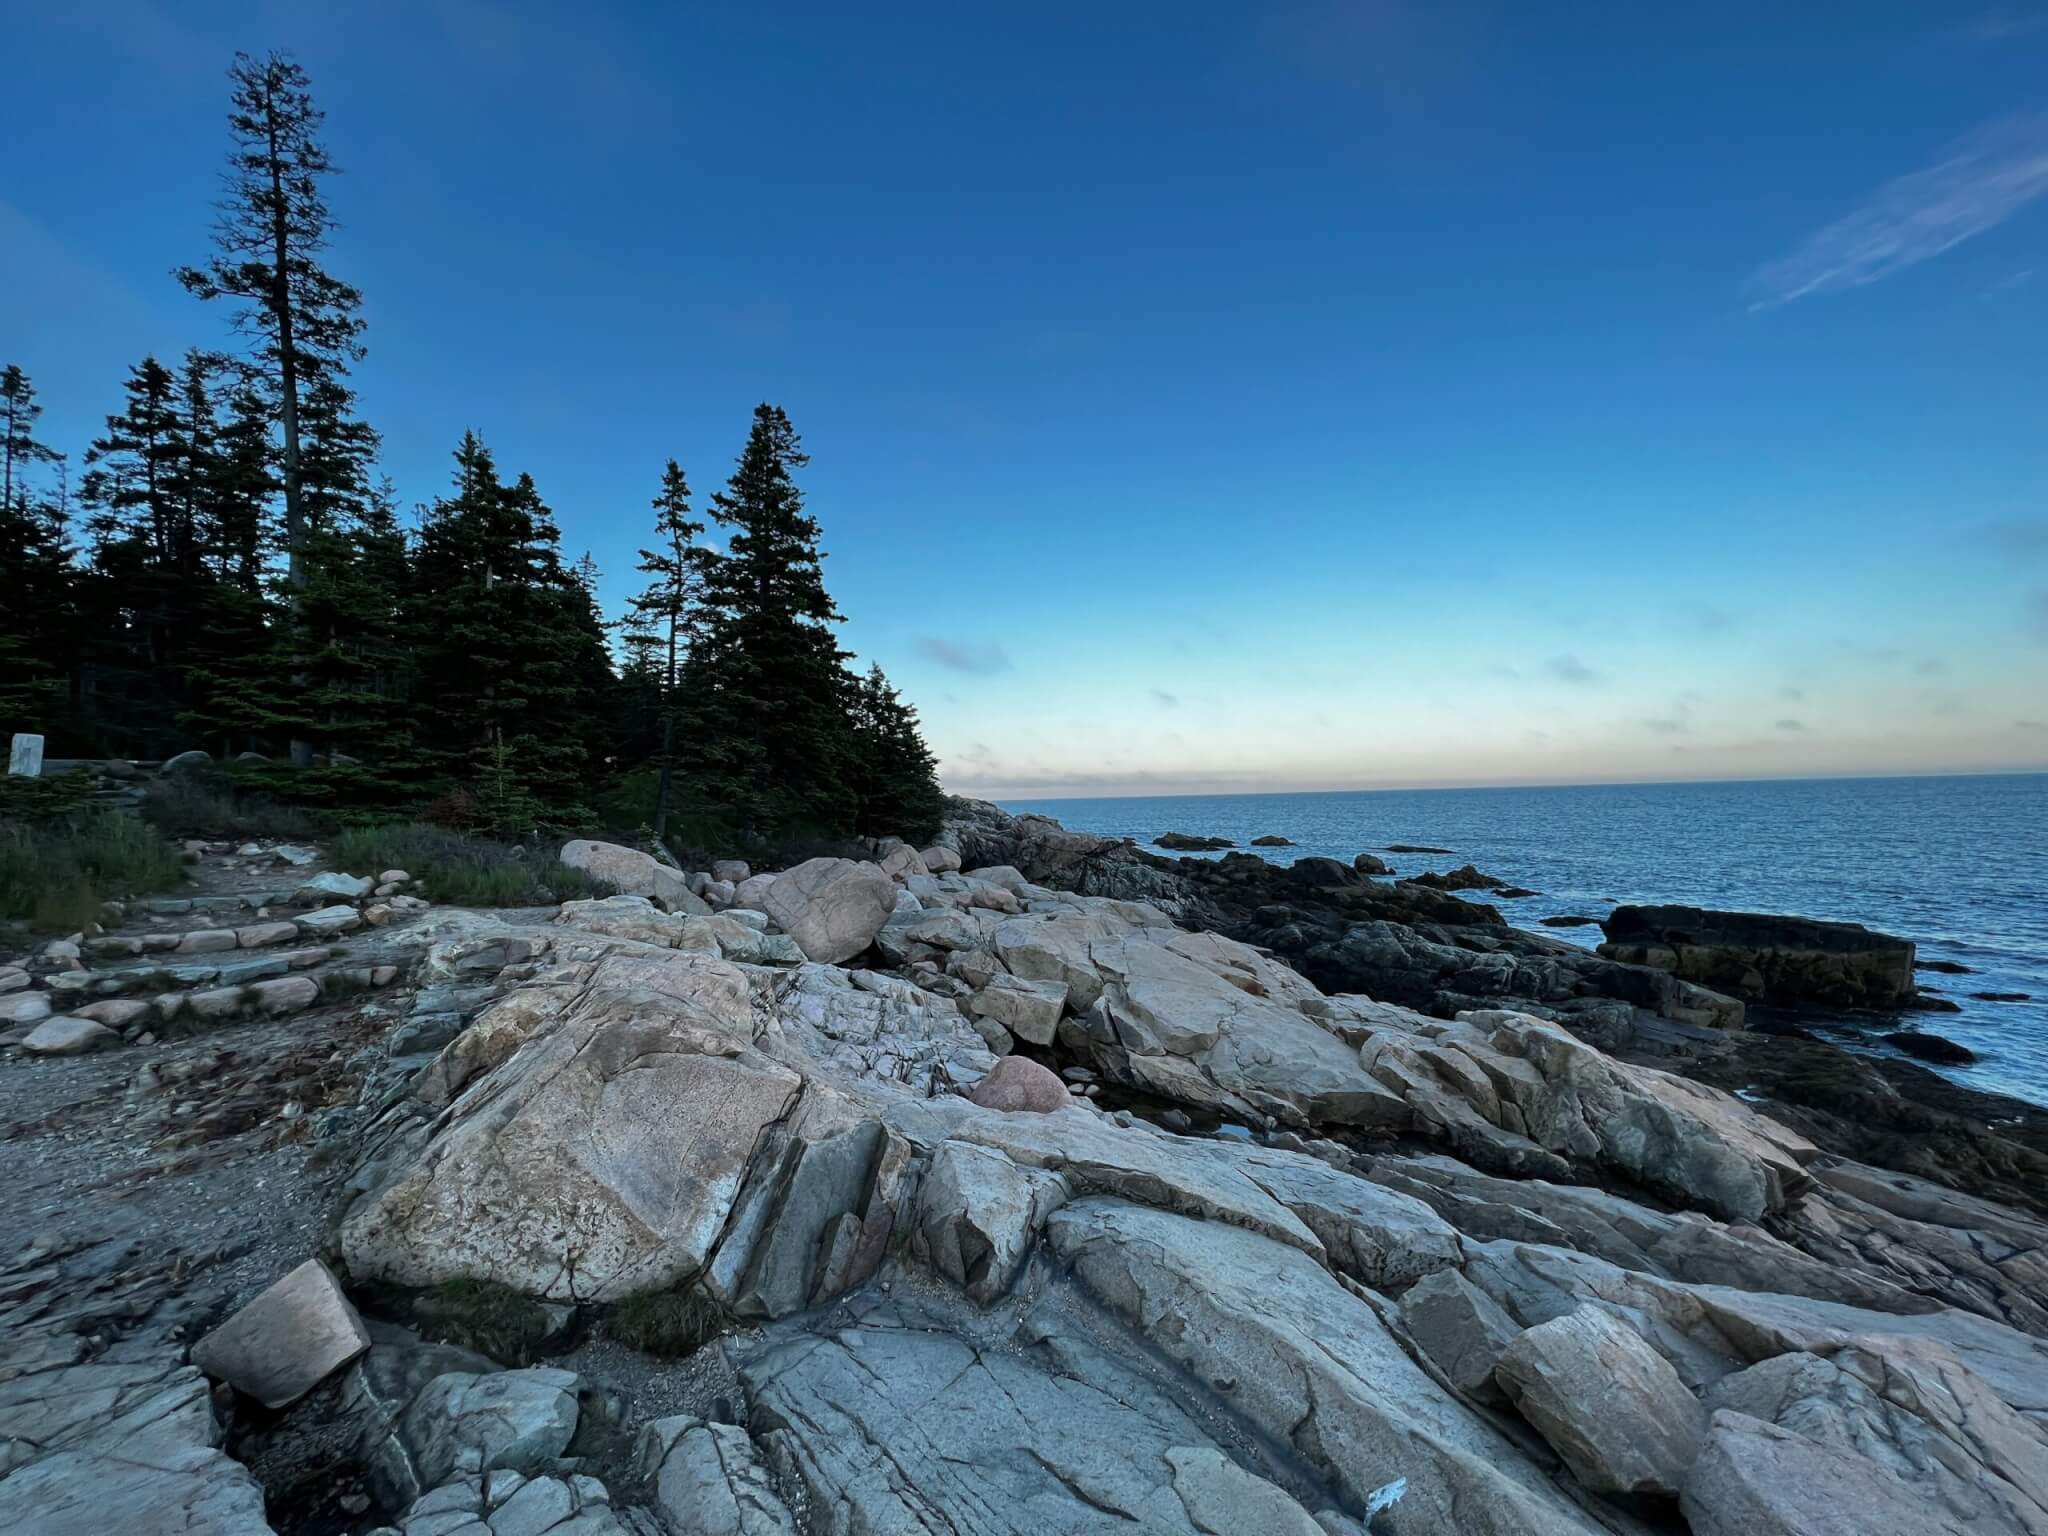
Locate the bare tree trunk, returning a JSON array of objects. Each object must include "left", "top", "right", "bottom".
[
  {"left": 653, "top": 711, "right": 674, "bottom": 841},
  {"left": 265, "top": 86, "right": 314, "bottom": 770}
]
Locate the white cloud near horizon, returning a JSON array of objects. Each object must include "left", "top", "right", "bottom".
[
  {"left": 1751, "top": 113, "right": 2048, "bottom": 306},
  {"left": 1544, "top": 654, "right": 1603, "bottom": 685},
  {"left": 914, "top": 636, "right": 1014, "bottom": 675}
]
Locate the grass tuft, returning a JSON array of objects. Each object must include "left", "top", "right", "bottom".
[
  {"left": 329, "top": 822, "right": 610, "bottom": 907},
  {"left": 0, "top": 810, "right": 188, "bottom": 932},
  {"left": 604, "top": 1288, "right": 727, "bottom": 1358},
  {"left": 141, "top": 774, "right": 316, "bottom": 841}
]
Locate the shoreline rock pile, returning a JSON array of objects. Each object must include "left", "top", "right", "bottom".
[{"left": 4, "top": 812, "right": 2046, "bottom": 1535}]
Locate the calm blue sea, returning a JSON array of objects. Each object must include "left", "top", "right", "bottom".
[{"left": 1001, "top": 775, "right": 2048, "bottom": 1108}]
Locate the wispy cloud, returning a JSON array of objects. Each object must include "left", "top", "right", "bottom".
[
  {"left": 1778, "top": 685, "right": 1807, "bottom": 701},
  {"left": 1958, "top": 9, "right": 2048, "bottom": 41},
  {"left": 1775, "top": 718, "right": 1808, "bottom": 732},
  {"left": 1544, "top": 654, "right": 1603, "bottom": 685},
  {"left": 1974, "top": 520, "right": 2048, "bottom": 555},
  {"left": 1750, "top": 113, "right": 2048, "bottom": 306},
  {"left": 1150, "top": 689, "right": 1180, "bottom": 706},
  {"left": 1913, "top": 657, "right": 1950, "bottom": 677},
  {"left": 1640, "top": 717, "right": 1688, "bottom": 735},
  {"left": 915, "top": 637, "right": 1013, "bottom": 675}
]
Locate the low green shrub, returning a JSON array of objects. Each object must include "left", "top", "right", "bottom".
[
  {"left": 328, "top": 822, "right": 610, "bottom": 907},
  {"left": 0, "top": 810, "right": 188, "bottom": 931},
  {"left": 141, "top": 773, "right": 316, "bottom": 841},
  {"left": 413, "top": 1278, "right": 567, "bottom": 1366},
  {"left": 0, "top": 769, "right": 97, "bottom": 821},
  {"left": 604, "top": 1288, "right": 727, "bottom": 1358}
]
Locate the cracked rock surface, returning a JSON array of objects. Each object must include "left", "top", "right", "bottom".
[{"left": 8, "top": 822, "right": 2048, "bottom": 1536}]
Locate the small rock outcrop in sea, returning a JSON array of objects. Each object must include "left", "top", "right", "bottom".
[
  {"left": 1599, "top": 904, "right": 1918, "bottom": 1008},
  {"left": 1406, "top": 862, "right": 1509, "bottom": 892},
  {"left": 1154, "top": 831, "right": 1235, "bottom": 851},
  {"left": 1250, "top": 834, "right": 1295, "bottom": 846},
  {"left": 1886, "top": 1029, "right": 1978, "bottom": 1064}
]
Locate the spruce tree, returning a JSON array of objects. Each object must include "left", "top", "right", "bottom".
[
  {"left": 2, "top": 365, "right": 64, "bottom": 516},
  {"left": 846, "top": 664, "right": 946, "bottom": 841},
  {"left": 625, "top": 460, "right": 706, "bottom": 838},
  {"left": 686, "top": 405, "right": 853, "bottom": 837},
  {"left": 410, "top": 435, "right": 612, "bottom": 823},
  {"left": 177, "top": 50, "right": 364, "bottom": 766},
  {"left": 79, "top": 357, "right": 185, "bottom": 560},
  {"left": 0, "top": 367, "right": 72, "bottom": 739},
  {"left": 76, "top": 358, "right": 199, "bottom": 753}
]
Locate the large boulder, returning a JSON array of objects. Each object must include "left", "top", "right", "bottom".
[
  {"left": 372, "top": 1366, "right": 580, "bottom": 1510},
  {"left": 557, "top": 838, "right": 701, "bottom": 912},
  {"left": 730, "top": 872, "right": 778, "bottom": 911},
  {"left": 21, "top": 1016, "right": 116, "bottom": 1055},
  {"left": 964, "top": 1055, "right": 1069, "bottom": 1114},
  {"left": 297, "top": 871, "right": 373, "bottom": 903},
  {"left": 1082, "top": 931, "right": 1409, "bottom": 1131},
  {"left": 913, "top": 1140, "right": 1068, "bottom": 1303},
  {"left": 0, "top": 991, "right": 52, "bottom": 1027},
  {"left": 1342, "top": 1005, "right": 1816, "bottom": 1222},
  {"left": 636, "top": 1415, "right": 799, "bottom": 1535},
  {"left": 190, "top": 1259, "right": 369, "bottom": 1410},
  {"left": 968, "top": 973, "right": 1067, "bottom": 1045},
  {"left": 0, "top": 1443, "right": 272, "bottom": 1536},
  {"left": 761, "top": 857, "right": 896, "bottom": 963},
  {"left": 339, "top": 952, "right": 802, "bottom": 1301},
  {"left": 1600, "top": 905, "right": 1917, "bottom": 1009},
  {"left": 1400, "top": 1266, "right": 1521, "bottom": 1404},
  {"left": 1493, "top": 1306, "right": 1706, "bottom": 1494},
  {"left": 878, "top": 844, "right": 929, "bottom": 880},
  {"left": 1681, "top": 1409, "right": 1969, "bottom": 1535}
]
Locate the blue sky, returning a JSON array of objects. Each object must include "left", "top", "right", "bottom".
[{"left": 5, "top": 1, "right": 2046, "bottom": 795}]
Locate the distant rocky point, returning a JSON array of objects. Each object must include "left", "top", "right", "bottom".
[
  {"left": 1406, "top": 863, "right": 1511, "bottom": 894},
  {"left": 1385, "top": 842, "right": 1455, "bottom": 854},
  {"left": 1249, "top": 834, "right": 1294, "bottom": 846},
  {"left": 1154, "top": 831, "right": 1234, "bottom": 851}
]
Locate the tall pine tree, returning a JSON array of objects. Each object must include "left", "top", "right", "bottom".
[
  {"left": 177, "top": 51, "right": 364, "bottom": 766},
  {"left": 846, "top": 664, "right": 946, "bottom": 841},
  {"left": 76, "top": 357, "right": 198, "bottom": 754},
  {"left": 685, "top": 405, "right": 854, "bottom": 837},
  {"left": 2, "top": 365, "right": 64, "bottom": 517},
  {"left": 0, "top": 366, "right": 73, "bottom": 739},
  {"left": 624, "top": 460, "right": 706, "bottom": 838},
  {"left": 410, "top": 435, "right": 613, "bottom": 829}
]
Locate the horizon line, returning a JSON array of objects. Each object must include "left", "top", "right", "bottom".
[{"left": 964, "top": 765, "right": 2048, "bottom": 804}]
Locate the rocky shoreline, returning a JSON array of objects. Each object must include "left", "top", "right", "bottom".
[
  {"left": 947, "top": 800, "right": 2048, "bottom": 1193},
  {"left": 4, "top": 801, "right": 2048, "bottom": 1534}
]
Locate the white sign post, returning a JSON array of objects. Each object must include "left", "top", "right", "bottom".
[{"left": 7, "top": 734, "right": 44, "bottom": 777}]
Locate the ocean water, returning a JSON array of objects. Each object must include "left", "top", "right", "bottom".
[{"left": 1000, "top": 774, "right": 2048, "bottom": 1108}]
